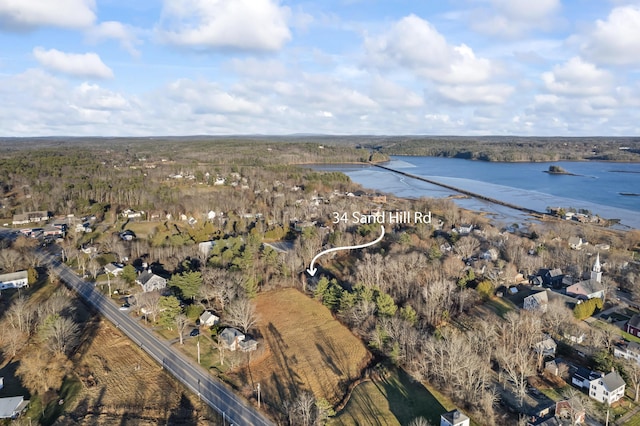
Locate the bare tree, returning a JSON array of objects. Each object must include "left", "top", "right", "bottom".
[
  {"left": 6, "top": 295, "right": 34, "bottom": 333},
  {"left": 175, "top": 314, "right": 189, "bottom": 345},
  {"left": 408, "top": 417, "right": 434, "bottom": 426},
  {"left": 454, "top": 236, "right": 480, "bottom": 260},
  {"left": 623, "top": 359, "right": 640, "bottom": 402},
  {"left": 0, "top": 248, "right": 22, "bottom": 272},
  {"left": 0, "top": 326, "right": 26, "bottom": 357},
  {"left": 44, "top": 315, "right": 80, "bottom": 354},
  {"left": 294, "top": 391, "right": 316, "bottom": 426},
  {"left": 135, "top": 291, "right": 161, "bottom": 322},
  {"left": 226, "top": 298, "right": 258, "bottom": 334}
]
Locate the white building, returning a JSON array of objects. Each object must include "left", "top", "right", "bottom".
[
  {"left": 441, "top": 409, "right": 470, "bottom": 426},
  {"left": 588, "top": 371, "right": 625, "bottom": 405},
  {"left": 0, "top": 396, "right": 29, "bottom": 419},
  {"left": 614, "top": 342, "right": 640, "bottom": 365},
  {"left": 136, "top": 271, "right": 167, "bottom": 293},
  {"left": 0, "top": 270, "right": 29, "bottom": 290}
]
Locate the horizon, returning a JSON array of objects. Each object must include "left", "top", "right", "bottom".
[{"left": 1, "top": 1, "right": 639, "bottom": 137}]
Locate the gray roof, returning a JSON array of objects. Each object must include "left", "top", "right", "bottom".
[
  {"left": 629, "top": 314, "right": 640, "bottom": 329},
  {"left": 602, "top": 371, "right": 625, "bottom": 392},
  {"left": 441, "top": 409, "right": 469, "bottom": 424},
  {"left": 0, "top": 396, "right": 28, "bottom": 419},
  {"left": 219, "top": 328, "right": 244, "bottom": 346},
  {"left": 0, "top": 270, "right": 28, "bottom": 282}
]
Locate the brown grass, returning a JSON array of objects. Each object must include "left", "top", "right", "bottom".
[
  {"left": 235, "top": 288, "right": 372, "bottom": 410},
  {"left": 56, "top": 319, "right": 217, "bottom": 425}
]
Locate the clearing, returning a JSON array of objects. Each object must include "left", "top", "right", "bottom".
[{"left": 233, "top": 288, "right": 372, "bottom": 411}]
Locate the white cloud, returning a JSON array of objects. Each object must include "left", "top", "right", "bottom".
[
  {"left": 33, "top": 48, "right": 114, "bottom": 79},
  {"left": 542, "top": 57, "right": 613, "bottom": 97},
  {"left": 581, "top": 5, "right": 640, "bottom": 65},
  {"left": 86, "top": 21, "right": 142, "bottom": 56},
  {"left": 73, "top": 83, "right": 131, "bottom": 111},
  {"left": 470, "top": 0, "right": 560, "bottom": 38},
  {"left": 166, "top": 78, "right": 264, "bottom": 115},
  {"left": 369, "top": 76, "right": 424, "bottom": 109},
  {"left": 437, "top": 84, "right": 514, "bottom": 104},
  {"left": 0, "top": 0, "right": 95, "bottom": 30},
  {"left": 157, "top": 0, "right": 291, "bottom": 51},
  {"left": 365, "top": 15, "right": 493, "bottom": 85}
]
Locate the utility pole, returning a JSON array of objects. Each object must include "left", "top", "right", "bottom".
[{"left": 257, "top": 383, "right": 261, "bottom": 408}]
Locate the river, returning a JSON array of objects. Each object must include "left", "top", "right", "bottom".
[{"left": 312, "top": 157, "right": 640, "bottom": 229}]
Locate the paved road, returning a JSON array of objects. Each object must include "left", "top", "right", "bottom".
[{"left": 41, "top": 251, "right": 274, "bottom": 426}]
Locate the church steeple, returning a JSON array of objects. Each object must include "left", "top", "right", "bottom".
[{"left": 591, "top": 253, "right": 602, "bottom": 282}]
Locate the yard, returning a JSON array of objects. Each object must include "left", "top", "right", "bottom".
[
  {"left": 233, "top": 288, "right": 372, "bottom": 412},
  {"left": 330, "top": 367, "right": 457, "bottom": 426}
]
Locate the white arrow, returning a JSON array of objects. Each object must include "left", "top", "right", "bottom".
[{"left": 306, "top": 225, "right": 385, "bottom": 276}]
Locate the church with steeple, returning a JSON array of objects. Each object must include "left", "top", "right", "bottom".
[{"left": 566, "top": 253, "right": 605, "bottom": 300}]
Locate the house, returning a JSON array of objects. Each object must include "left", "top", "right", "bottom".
[
  {"left": 121, "top": 209, "right": 143, "bottom": 219},
  {"left": 523, "top": 291, "right": 548, "bottom": 312},
  {"left": 0, "top": 396, "right": 29, "bottom": 419},
  {"left": 614, "top": 341, "right": 640, "bottom": 365},
  {"left": 238, "top": 338, "right": 258, "bottom": 352},
  {"left": 199, "top": 311, "right": 219, "bottom": 328},
  {"left": 12, "top": 211, "right": 50, "bottom": 225},
  {"left": 626, "top": 314, "right": 640, "bottom": 338},
  {"left": 119, "top": 230, "right": 136, "bottom": 241},
  {"left": 572, "top": 367, "right": 600, "bottom": 389},
  {"left": 568, "top": 237, "right": 584, "bottom": 250},
  {"left": 534, "top": 337, "right": 557, "bottom": 358},
  {"left": 0, "top": 270, "right": 29, "bottom": 290},
  {"left": 482, "top": 248, "right": 499, "bottom": 261},
  {"left": 43, "top": 225, "right": 63, "bottom": 236},
  {"left": 198, "top": 240, "right": 216, "bottom": 256},
  {"left": 219, "top": 328, "right": 245, "bottom": 351},
  {"left": 104, "top": 263, "right": 124, "bottom": 276},
  {"left": 587, "top": 371, "right": 625, "bottom": 405},
  {"left": 440, "top": 409, "right": 469, "bottom": 426},
  {"left": 454, "top": 224, "right": 474, "bottom": 235},
  {"left": 136, "top": 271, "right": 167, "bottom": 293}
]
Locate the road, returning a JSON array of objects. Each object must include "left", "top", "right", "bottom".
[{"left": 40, "top": 250, "right": 274, "bottom": 426}]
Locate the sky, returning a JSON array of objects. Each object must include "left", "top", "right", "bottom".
[{"left": 1, "top": 0, "right": 639, "bottom": 137}]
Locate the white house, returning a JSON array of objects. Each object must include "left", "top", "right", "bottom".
[
  {"left": 441, "top": 409, "right": 470, "bottom": 426},
  {"left": 614, "top": 342, "right": 640, "bottom": 365},
  {"left": 219, "top": 327, "right": 245, "bottom": 351},
  {"left": 135, "top": 271, "right": 167, "bottom": 293},
  {"left": 0, "top": 396, "right": 29, "bottom": 419},
  {"left": 588, "top": 371, "right": 625, "bottom": 405},
  {"left": 104, "top": 263, "right": 124, "bottom": 276},
  {"left": 523, "top": 291, "right": 548, "bottom": 312},
  {"left": 199, "top": 311, "right": 219, "bottom": 328},
  {"left": 0, "top": 270, "right": 29, "bottom": 290}
]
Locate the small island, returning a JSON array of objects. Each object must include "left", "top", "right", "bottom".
[{"left": 545, "top": 165, "right": 577, "bottom": 175}]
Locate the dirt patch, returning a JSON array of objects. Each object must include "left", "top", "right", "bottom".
[{"left": 235, "top": 288, "right": 372, "bottom": 410}]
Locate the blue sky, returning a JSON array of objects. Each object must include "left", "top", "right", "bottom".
[{"left": 1, "top": 0, "right": 639, "bottom": 136}]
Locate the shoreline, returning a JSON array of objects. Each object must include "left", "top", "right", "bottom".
[{"left": 374, "top": 164, "right": 547, "bottom": 217}]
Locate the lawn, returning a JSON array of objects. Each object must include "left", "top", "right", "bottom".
[
  {"left": 236, "top": 288, "right": 372, "bottom": 409},
  {"left": 485, "top": 297, "right": 516, "bottom": 318},
  {"left": 330, "top": 367, "right": 467, "bottom": 426}
]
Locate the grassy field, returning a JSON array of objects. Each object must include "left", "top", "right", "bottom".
[
  {"left": 236, "top": 288, "right": 372, "bottom": 411},
  {"left": 53, "top": 320, "right": 218, "bottom": 425},
  {"left": 330, "top": 367, "right": 460, "bottom": 426}
]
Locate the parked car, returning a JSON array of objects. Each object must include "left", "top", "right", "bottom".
[{"left": 190, "top": 328, "right": 200, "bottom": 337}]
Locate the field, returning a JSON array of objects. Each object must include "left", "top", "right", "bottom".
[
  {"left": 330, "top": 367, "right": 454, "bottom": 426},
  {"left": 234, "top": 288, "right": 372, "bottom": 412},
  {"left": 52, "top": 320, "right": 217, "bottom": 425}
]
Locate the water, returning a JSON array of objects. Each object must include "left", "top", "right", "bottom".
[{"left": 313, "top": 157, "right": 640, "bottom": 229}]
